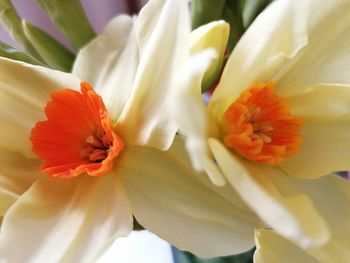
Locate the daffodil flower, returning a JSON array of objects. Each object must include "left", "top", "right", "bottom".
[
  {"left": 0, "top": 0, "right": 263, "bottom": 261},
  {"left": 171, "top": 0, "right": 350, "bottom": 252}
]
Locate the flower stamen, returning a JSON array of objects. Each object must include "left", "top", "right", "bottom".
[
  {"left": 220, "top": 81, "right": 302, "bottom": 165},
  {"left": 31, "top": 82, "right": 124, "bottom": 178}
]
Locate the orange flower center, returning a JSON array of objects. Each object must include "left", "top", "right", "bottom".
[
  {"left": 30, "top": 82, "right": 124, "bottom": 178},
  {"left": 220, "top": 81, "right": 302, "bottom": 165}
]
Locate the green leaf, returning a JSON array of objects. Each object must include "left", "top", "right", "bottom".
[
  {"left": 35, "top": 0, "right": 96, "bottom": 51},
  {"left": 0, "top": 40, "right": 44, "bottom": 65},
  {"left": 191, "top": 0, "right": 226, "bottom": 30},
  {"left": 0, "top": 0, "right": 44, "bottom": 62},
  {"left": 173, "top": 247, "right": 255, "bottom": 263},
  {"left": 222, "top": 1, "right": 245, "bottom": 51},
  {"left": 22, "top": 20, "right": 75, "bottom": 72},
  {"left": 242, "top": 0, "right": 273, "bottom": 28}
]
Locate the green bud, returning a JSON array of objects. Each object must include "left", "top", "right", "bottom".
[
  {"left": 22, "top": 20, "right": 74, "bottom": 72},
  {"left": 35, "top": 0, "right": 96, "bottom": 51},
  {"left": 190, "top": 21, "right": 229, "bottom": 92}
]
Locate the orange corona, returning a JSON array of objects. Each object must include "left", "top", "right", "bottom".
[
  {"left": 30, "top": 82, "right": 124, "bottom": 178},
  {"left": 220, "top": 81, "right": 302, "bottom": 165}
]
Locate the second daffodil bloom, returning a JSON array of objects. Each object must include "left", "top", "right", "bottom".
[
  {"left": 171, "top": 0, "right": 350, "bottom": 256},
  {"left": 0, "top": 0, "right": 264, "bottom": 261}
]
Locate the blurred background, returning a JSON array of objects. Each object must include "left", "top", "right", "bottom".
[{"left": 0, "top": 0, "right": 147, "bottom": 47}]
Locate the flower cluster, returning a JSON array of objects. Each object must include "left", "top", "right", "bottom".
[{"left": 0, "top": 0, "right": 350, "bottom": 262}]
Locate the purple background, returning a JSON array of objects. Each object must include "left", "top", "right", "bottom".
[{"left": 0, "top": 0, "right": 147, "bottom": 47}]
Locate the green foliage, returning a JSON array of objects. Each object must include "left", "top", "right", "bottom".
[
  {"left": 191, "top": 0, "right": 273, "bottom": 51},
  {"left": 0, "top": 0, "right": 44, "bottom": 62},
  {"left": 22, "top": 21, "right": 74, "bottom": 71},
  {"left": 191, "top": 0, "right": 244, "bottom": 51},
  {"left": 0, "top": 40, "right": 43, "bottom": 65},
  {"left": 242, "top": 0, "right": 273, "bottom": 28},
  {"left": 191, "top": 0, "right": 226, "bottom": 30},
  {"left": 174, "top": 247, "right": 255, "bottom": 263},
  {"left": 133, "top": 217, "right": 145, "bottom": 231},
  {"left": 35, "top": 0, "right": 95, "bottom": 51}
]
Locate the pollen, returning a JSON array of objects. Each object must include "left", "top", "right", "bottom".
[
  {"left": 30, "top": 82, "right": 124, "bottom": 178},
  {"left": 220, "top": 81, "right": 302, "bottom": 165}
]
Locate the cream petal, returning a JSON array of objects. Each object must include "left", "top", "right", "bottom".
[
  {"left": 254, "top": 229, "right": 319, "bottom": 263},
  {"left": 209, "top": 0, "right": 309, "bottom": 116},
  {"left": 118, "top": 136, "right": 262, "bottom": 257},
  {"left": 116, "top": 0, "right": 189, "bottom": 150},
  {"left": 0, "top": 147, "right": 41, "bottom": 216},
  {"left": 72, "top": 15, "right": 138, "bottom": 123},
  {"left": 278, "top": 84, "right": 350, "bottom": 179},
  {"left": 208, "top": 138, "right": 329, "bottom": 248},
  {"left": 0, "top": 186, "right": 17, "bottom": 217},
  {"left": 0, "top": 57, "right": 80, "bottom": 158},
  {"left": 169, "top": 49, "right": 225, "bottom": 185},
  {"left": 0, "top": 175, "right": 133, "bottom": 263},
  {"left": 277, "top": 83, "right": 350, "bottom": 117},
  {"left": 276, "top": 0, "right": 350, "bottom": 85},
  {"left": 266, "top": 173, "right": 350, "bottom": 263}
]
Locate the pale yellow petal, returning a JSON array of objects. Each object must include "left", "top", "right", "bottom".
[
  {"left": 169, "top": 49, "right": 225, "bottom": 186},
  {"left": 0, "top": 57, "right": 80, "bottom": 158},
  {"left": 0, "top": 175, "right": 133, "bottom": 262},
  {"left": 276, "top": 0, "right": 350, "bottom": 85},
  {"left": 278, "top": 84, "right": 350, "bottom": 179},
  {"left": 0, "top": 185, "right": 18, "bottom": 217},
  {"left": 267, "top": 173, "right": 350, "bottom": 263},
  {"left": 119, "top": 136, "right": 262, "bottom": 257},
  {"left": 208, "top": 138, "right": 329, "bottom": 248},
  {"left": 72, "top": 15, "right": 138, "bottom": 123},
  {"left": 277, "top": 83, "right": 350, "bottom": 118},
  {"left": 116, "top": 0, "right": 189, "bottom": 150},
  {"left": 209, "top": 0, "right": 309, "bottom": 116},
  {"left": 0, "top": 147, "right": 41, "bottom": 216},
  {"left": 254, "top": 229, "right": 319, "bottom": 263}
]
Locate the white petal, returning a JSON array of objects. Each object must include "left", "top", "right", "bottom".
[
  {"left": 254, "top": 229, "right": 319, "bottom": 263},
  {"left": 278, "top": 84, "right": 350, "bottom": 179},
  {"left": 208, "top": 138, "right": 329, "bottom": 248},
  {"left": 119, "top": 136, "right": 261, "bottom": 257},
  {"left": 276, "top": 0, "right": 350, "bottom": 85},
  {"left": 266, "top": 173, "right": 350, "bottom": 263},
  {"left": 0, "top": 175, "right": 133, "bottom": 263},
  {"left": 277, "top": 83, "right": 350, "bottom": 117},
  {"left": 0, "top": 58, "right": 80, "bottom": 158},
  {"left": 0, "top": 147, "right": 41, "bottom": 216},
  {"left": 72, "top": 15, "right": 138, "bottom": 122},
  {"left": 209, "top": 0, "right": 309, "bottom": 115},
  {"left": 116, "top": 0, "right": 189, "bottom": 150},
  {"left": 169, "top": 49, "right": 225, "bottom": 186}
]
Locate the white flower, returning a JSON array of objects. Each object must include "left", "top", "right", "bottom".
[
  {"left": 171, "top": 0, "right": 350, "bottom": 252},
  {"left": 0, "top": 0, "right": 262, "bottom": 261}
]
